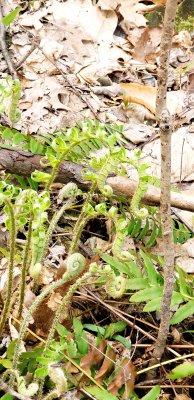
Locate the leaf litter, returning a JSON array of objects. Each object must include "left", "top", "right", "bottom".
[{"left": 0, "top": 0, "right": 194, "bottom": 399}]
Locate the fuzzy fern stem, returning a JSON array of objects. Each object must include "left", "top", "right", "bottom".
[
  {"left": 11, "top": 277, "right": 64, "bottom": 385},
  {"left": 37, "top": 261, "right": 91, "bottom": 400},
  {"left": 69, "top": 182, "right": 96, "bottom": 254},
  {"left": 11, "top": 254, "right": 86, "bottom": 388},
  {"left": 47, "top": 270, "right": 91, "bottom": 348},
  {"left": 38, "top": 198, "right": 76, "bottom": 264},
  {"left": 45, "top": 139, "right": 93, "bottom": 191},
  {"left": 0, "top": 198, "right": 16, "bottom": 336},
  {"left": 17, "top": 216, "right": 33, "bottom": 319},
  {"left": 42, "top": 390, "right": 59, "bottom": 400}
]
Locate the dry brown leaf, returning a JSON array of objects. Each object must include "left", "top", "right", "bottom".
[
  {"left": 80, "top": 339, "right": 107, "bottom": 376},
  {"left": 174, "top": 396, "right": 192, "bottom": 400},
  {"left": 107, "top": 358, "right": 136, "bottom": 398},
  {"left": 152, "top": 0, "right": 166, "bottom": 5},
  {"left": 119, "top": 1, "right": 154, "bottom": 29},
  {"left": 132, "top": 28, "right": 154, "bottom": 63},
  {"left": 95, "top": 346, "right": 116, "bottom": 384},
  {"left": 120, "top": 82, "right": 156, "bottom": 114}
]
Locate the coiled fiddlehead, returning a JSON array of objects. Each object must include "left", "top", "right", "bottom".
[
  {"left": 104, "top": 265, "right": 127, "bottom": 299},
  {"left": 130, "top": 179, "right": 148, "bottom": 219},
  {"left": 65, "top": 253, "right": 86, "bottom": 278},
  {"left": 18, "top": 376, "right": 39, "bottom": 397},
  {"left": 128, "top": 154, "right": 149, "bottom": 220},
  {"left": 57, "top": 182, "right": 78, "bottom": 204},
  {"left": 111, "top": 217, "right": 128, "bottom": 261},
  {"left": 48, "top": 364, "right": 67, "bottom": 395}
]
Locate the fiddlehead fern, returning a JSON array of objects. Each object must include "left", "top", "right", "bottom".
[
  {"left": 18, "top": 376, "right": 39, "bottom": 397},
  {"left": 11, "top": 253, "right": 87, "bottom": 384},
  {"left": 128, "top": 152, "right": 149, "bottom": 220},
  {"left": 65, "top": 253, "right": 86, "bottom": 278},
  {"left": 104, "top": 265, "right": 127, "bottom": 299},
  {"left": 9, "top": 79, "right": 21, "bottom": 124},
  {"left": 48, "top": 364, "right": 67, "bottom": 395},
  {"left": 96, "top": 153, "right": 114, "bottom": 197},
  {"left": 0, "top": 196, "right": 16, "bottom": 335}
]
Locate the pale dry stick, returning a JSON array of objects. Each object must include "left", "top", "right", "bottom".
[
  {"left": 152, "top": 0, "right": 179, "bottom": 363},
  {"left": 136, "top": 385, "right": 194, "bottom": 389},
  {"left": 0, "top": 6, "right": 18, "bottom": 79},
  {"left": 16, "top": 42, "right": 37, "bottom": 70},
  {"left": 131, "top": 344, "right": 194, "bottom": 349},
  {"left": 85, "top": 288, "right": 156, "bottom": 342},
  {"left": 137, "top": 351, "right": 194, "bottom": 376},
  {"left": 83, "top": 290, "right": 181, "bottom": 358}
]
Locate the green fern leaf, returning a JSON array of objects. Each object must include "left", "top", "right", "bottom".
[{"left": 170, "top": 299, "right": 194, "bottom": 324}]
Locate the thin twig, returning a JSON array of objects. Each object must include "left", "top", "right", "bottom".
[
  {"left": 135, "top": 385, "right": 194, "bottom": 389},
  {"left": 84, "top": 287, "right": 156, "bottom": 341},
  {"left": 0, "top": 6, "right": 18, "bottom": 79},
  {"left": 16, "top": 43, "right": 36, "bottom": 70}
]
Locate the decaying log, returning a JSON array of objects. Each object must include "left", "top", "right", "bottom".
[{"left": 0, "top": 147, "right": 194, "bottom": 212}]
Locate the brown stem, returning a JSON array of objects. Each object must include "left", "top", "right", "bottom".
[
  {"left": 152, "top": 0, "right": 179, "bottom": 363},
  {"left": 0, "top": 6, "right": 18, "bottom": 79}
]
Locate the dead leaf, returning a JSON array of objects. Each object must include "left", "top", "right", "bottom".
[
  {"left": 119, "top": 1, "right": 152, "bottom": 29},
  {"left": 132, "top": 28, "right": 153, "bottom": 63},
  {"left": 80, "top": 339, "right": 107, "bottom": 376},
  {"left": 171, "top": 328, "right": 182, "bottom": 343},
  {"left": 47, "top": 292, "right": 62, "bottom": 312},
  {"left": 174, "top": 396, "right": 192, "bottom": 400},
  {"left": 152, "top": 0, "right": 166, "bottom": 5},
  {"left": 175, "top": 256, "right": 194, "bottom": 274},
  {"left": 95, "top": 346, "right": 116, "bottom": 384},
  {"left": 107, "top": 358, "right": 136, "bottom": 398},
  {"left": 120, "top": 82, "right": 156, "bottom": 114},
  {"left": 122, "top": 123, "right": 155, "bottom": 144},
  {"left": 141, "top": 126, "right": 194, "bottom": 182}
]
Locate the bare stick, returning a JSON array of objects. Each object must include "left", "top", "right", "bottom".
[
  {"left": 0, "top": 6, "right": 18, "bottom": 79},
  {"left": 152, "top": 0, "right": 179, "bottom": 362}
]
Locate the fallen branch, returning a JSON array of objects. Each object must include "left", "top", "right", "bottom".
[{"left": 0, "top": 147, "right": 194, "bottom": 211}]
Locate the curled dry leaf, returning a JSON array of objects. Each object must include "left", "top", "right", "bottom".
[
  {"left": 80, "top": 338, "right": 107, "bottom": 376},
  {"left": 95, "top": 346, "right": 116, "bottom": 384},
  {"left": 120, "top": 82, "right": 156, "bottom": 115},
  {"left": 107, "top": 358, "right": 136, "bottom": 399}
]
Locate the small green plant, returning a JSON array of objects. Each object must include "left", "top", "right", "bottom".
[
  {"left": 0, "top": 80, "right": 193, "bottom": 398},
  {"left": 0, "top": 76, "right": 21, "bottom": 124},
  {"left": 2, "top": 7, "right": 21, "bottom": 26}
]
